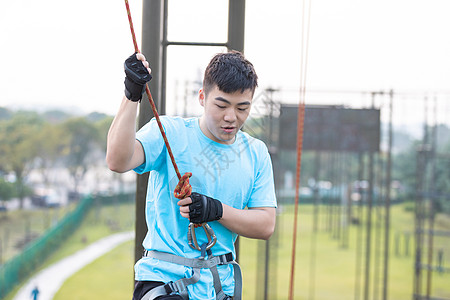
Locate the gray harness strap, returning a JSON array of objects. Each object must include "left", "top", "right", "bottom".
[
  {"left": 141, "top": 268, "right": 200, "bottom": 300},
  {"left": 141, "top": 250, "right": 242, "bottom": 300}
]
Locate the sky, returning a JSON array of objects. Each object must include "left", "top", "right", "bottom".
[{"left": 1, "top": 0, "right": 450, "bottom": 127}]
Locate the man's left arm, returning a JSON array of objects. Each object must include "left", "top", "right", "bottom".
[
  {"left": 178, "top": 143, "right": 277, "bottom": 240},
  {"left": 178, "top": 195, "right": 275, "bottom": 240},
  {"left": 220, "top": 204, "right": 276, "bottom": 240}
]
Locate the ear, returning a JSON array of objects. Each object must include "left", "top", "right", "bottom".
[{"left": 198, "top": 88, "right": 205, "bottom": 107}]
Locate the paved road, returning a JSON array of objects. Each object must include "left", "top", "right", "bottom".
[{"left": 13, "top": 231, "right": 134, "bottom": 300}]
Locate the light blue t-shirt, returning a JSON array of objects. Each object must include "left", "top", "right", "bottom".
[{"left": 133, "top": 116, "right": 276, "bottom": 299}]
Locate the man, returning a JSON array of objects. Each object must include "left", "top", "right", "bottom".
[
  {"left": 107, "top": 51, "right": 276, "bottom": 300},
  {"left": 30, "top": 285, "right": 39, "bottom": 300}
]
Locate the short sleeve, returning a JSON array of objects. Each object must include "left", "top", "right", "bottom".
[
  {"left": 247, "top": 143, "right": 277, "bottom": 208},
  {"left": 133, "top": 118, "right": 166, "bottom": 174}
]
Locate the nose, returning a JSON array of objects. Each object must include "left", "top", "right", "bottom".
[{"left": 223, "top": 108, "right": 237, "bottom": 123}]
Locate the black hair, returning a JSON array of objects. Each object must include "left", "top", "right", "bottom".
[{"left": 203, "top": 51, "right": 258, "bottom": 96}]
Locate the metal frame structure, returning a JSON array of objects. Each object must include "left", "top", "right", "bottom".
[
  {"left": 413, "top": 96, "right": 450, "bottom": 300},
  {"left": 134, "top": 0, "right": 246, "bottom": 264}
]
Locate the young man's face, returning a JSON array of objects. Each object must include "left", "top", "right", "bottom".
[{"left": 199, "top": 85, "right": 253, "bottom": 145}]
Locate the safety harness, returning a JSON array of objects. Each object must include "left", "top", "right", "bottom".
[
  {"left": 141, "top": 249, "right": 242, "bottom": 300},
  {"left": 140, "top": 223, "right": 242, "bottom": 300}
]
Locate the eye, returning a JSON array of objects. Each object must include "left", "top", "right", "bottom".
[
  {"left": 216, "top": 104, "right": 226, "bottom": 109},
  {"left": 237, "top": 107, "right": 249, "bottom": 112}
]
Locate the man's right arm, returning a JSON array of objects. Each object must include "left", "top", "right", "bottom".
[
  {"left": 106, "top": 53, "right": 152, "bottom": 173},
  {"left": 106, "top": 97, "right": 145, "bottom": 173}
]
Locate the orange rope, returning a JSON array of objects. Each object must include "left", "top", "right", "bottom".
[
  {"left": 289, "top": 0, "right": 312, "bottom": 298},
  {"left": 288, "top": 101, "right": 306, "bottom": 298},
  {"left": 124, "top": 0, "right": 192, "bottom": 199},
  {"left": 174, "top": 172, "right": 193, "bottom": 199}
]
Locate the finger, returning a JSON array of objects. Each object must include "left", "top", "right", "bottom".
[
  {"left": 177, "top": 197, "right": 192, "bottom": 206},
  {"left": 179, "top": 210, "right": 189, "bottom": 219},
  {"left": 136, "top": 53, "right": 146, "bottom": 61},
  {"left": 136, "top": 54, "right": 151, "bottom": 74},
  {"left": 179, "top": 206, "right": 190, "bottom": 214}
]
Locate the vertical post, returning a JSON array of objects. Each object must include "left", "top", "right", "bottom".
[
  {"left": 313, "top": 152, "right": 321, "bottom": 233},
  {"left": 227, "top": 0, "right": 246, "bottom": 52},
  {"left": 414, "top": 147, "right": 424, "bottom": 300},
  {"left": 227, "top": 0, "right": 246, "bottom": 263},
  {"left": 308, "top": 151, "right": 321, "bottom": 300},
  {"left": 160, "top": 0, "right": 169, "bottom": 110},
  {"left": 142, "top": 0, "right": 164, "bottom": 115},
  {"left": 373, "top": 150, "right": 383, "bottom": 300},
  {"left": 354, "top": 152, "right": 364, "bottom": 300},
  {"left": 326, "top": 153, "right": 333, "bottom": 233},
  {"left": 345, "top": 155, "right": 352, "bottom": 249},
  {"left": 382, "top": 89, "right": 393, "bottom": 300},
  {"left": 363, "top": 150, "right": 374, "bottom": 300},
  {"left": 363, "top": 93, "right": 376, "bottom": 300},
  {"left": 134, "top": 0, "right": 163, "bottom": 265},
  {"left": 413, "top": 96, "right": 429, "bottom": 299},
  {"left": 425, "top": 96, "right": 438, "bottom": 299}
]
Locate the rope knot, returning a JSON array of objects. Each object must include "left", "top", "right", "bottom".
[{"left": 174, "top": 172, "right": 192, "bottom": 199}]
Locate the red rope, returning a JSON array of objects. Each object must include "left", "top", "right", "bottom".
[
  {"left": 288, "top": 0, "right": 311, "bottom": 298},
  {"left": 288, "top": 101, "right": 306, "bottom": 298},
  {"left": 174, "top": 172, "right": 193, "bottom": 199},
  {"left": 124, "top": 0, "right": 192, "bottom": 199}
]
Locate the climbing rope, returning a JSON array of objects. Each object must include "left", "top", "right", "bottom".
[
  {"left": 124, "top": 1, "right": 215, "bottom": 252},
  {"left": 124, "top": 0, "right": 192, "bottom": 199},
  {"left": 288, "top": 0, "right": 312, "bottom": 299}
]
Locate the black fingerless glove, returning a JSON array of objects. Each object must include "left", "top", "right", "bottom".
[
  {"left": 124, "top": 53, "right": 152, "bottom": 102},
  {"left": 189, "top": 192, "right": 223, "bottom": 224}
]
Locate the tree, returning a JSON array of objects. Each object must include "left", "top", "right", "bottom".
[
  {"left": 61, "top": 117, "right": 100, "bottom": 194},
  {"left": 0, "top": 107, "right": 12, "bottom": 121},
  {"left": 0, "top": 111, "right": 44, "bottom": 208},
  {"left": 34, "top": 123, "right": 68, "bottom": 186},
  {"left": 0, "top": 178, "right": 15, "bottom": 202}
]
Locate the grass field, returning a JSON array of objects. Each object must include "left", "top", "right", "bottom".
[
  {"left": 0, "top": 203, "right": 77, "bottom": 263},
  {"left": 52, "top": 202, "right": 449, "bottom": 300},
  {"left": 3, "top": 201, "right": 135, "bottom": 300},
  {"left": 53, "top": 240, "right": 135, "bottom": 300}
]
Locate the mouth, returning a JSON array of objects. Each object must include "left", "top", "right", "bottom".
[{"left": 221, "top": 126, "right": 236, "bottom": 134}]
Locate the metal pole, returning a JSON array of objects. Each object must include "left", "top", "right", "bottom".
[
  {"left": 363, "top": 150, "right": 374, "bottom": 300},
  {"left": 363, "top": 93, "right": 376, "bottom": 300},
  {"left": 332, "top": 153, "right": 338, "bottom": 239},
  {"left": 413, "top": 148, "right": 423, "bottom": 300},
  {"left": 382, "top": 89, "right": 393, "bottom": 300},
  {"left": 425, "top": 96, "right": 438, "bottom": 299},
  {"left": 227, "top": 0, "right": 246, "bottom": 264},
  {"left": 264, "top": 240, "right": 269, "bottom": 300},
  {"left": 227, "top": 0, "right": 246, "bottom": 52},
  {"left": 135, "top": 0, "right": 163, "bottom": 265},
  {"left": 344, "top": 153, "right": 352, "bottom": 249},
  {"left": 413, "top": 96, "right": 429, "bottom": 299},
  {"left": 308, "top": 151, "right": 321, "bottom": 300},
  {"left": 354, "top": 153, "right": 364, "bottom": 300},
  {"left": 327, "top": 152, "right": 333, "bottom": 233},
  {"left": 160, "top": 0, "right": 168, "bottom": 111}
]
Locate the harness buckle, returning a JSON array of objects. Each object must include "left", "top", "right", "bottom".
[{"left": 187, "top": 223, "right": 217, "bottom": 251}]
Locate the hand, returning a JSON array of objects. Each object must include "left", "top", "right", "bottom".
[
  {"left": 124, "top": 53, "right": 152, "bottom": 102},
  {"left": 177, "top": 192, "right": 223, "bottom": 224}
]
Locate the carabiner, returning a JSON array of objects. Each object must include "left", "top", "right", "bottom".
[{"left": 187, "top": 222, "right": 217, "bottom": 251}]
